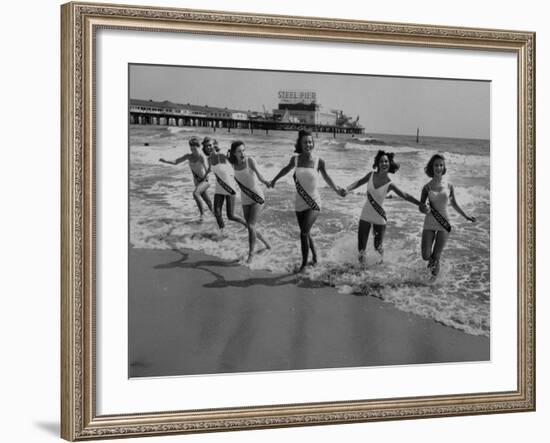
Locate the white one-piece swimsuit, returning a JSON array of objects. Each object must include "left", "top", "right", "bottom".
[
  {"left": 233, "top": 157, "right": 265, "bottom": 206},
  {"left": 360, "top": 173, "right": 391, "bottom": 225},
  {"left": 211, "top": 155, "right": 237, "bottom": 196},
  {"left": 294, "top": 155, "right": 321, "bottom": 212}
]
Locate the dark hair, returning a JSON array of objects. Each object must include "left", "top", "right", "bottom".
[
  {"left": 227, "top": 140, "right": 245, "bottom": 164},
  {"left": 373, "top": 150, "right": 400, "bottom": 174},
  {"left": 294, "top": 130, "right": 314, "bottom": 154},
  {"left": 424, "top": 154, "right": 447, "bottom": 177}
]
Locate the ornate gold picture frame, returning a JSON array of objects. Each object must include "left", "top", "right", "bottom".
[{"left": 61, "top": 1, "right": 535, "bottom": 440}]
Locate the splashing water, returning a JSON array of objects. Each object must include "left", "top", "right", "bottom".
[{"left": 130, "top": 126, "right": 490, "bottom": 337}]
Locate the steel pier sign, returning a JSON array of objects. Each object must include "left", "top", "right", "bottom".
[{"left": 278, "top": 90, "right": 317, "bottom": 104}]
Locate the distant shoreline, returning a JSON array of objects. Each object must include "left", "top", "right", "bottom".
[{"left": 130, "top": 124, "right": 490, "bottom": 143}]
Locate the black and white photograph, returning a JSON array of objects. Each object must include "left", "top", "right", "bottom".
[{"left": 128, "top": 64, "right": 490, "bottom": 378}]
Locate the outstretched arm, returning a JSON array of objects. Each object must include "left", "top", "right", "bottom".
[
  {"left": 159, "top": 153, "right": 190, "bottom": 165},
  {"left": 270, "top": 157, "right": 295, "bottom": 188},
  {"left": 319, "top": 159, "right": 345, "bottom": 196},
  {"left": 249, "top": 157, "right": 270, "bottom": 186},
  {"left": 389, "top": 183, "right": 423, "bottom": 206},
  {"left": 449, "top": 184, "right": 476, "bottom": 222},
  {"left": 346, "top": 172, "right": 371, "bottom": 193}
]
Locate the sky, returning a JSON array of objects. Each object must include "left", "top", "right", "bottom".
[{"left": 130, "top": 64, "right": 490, "bottom": 139}]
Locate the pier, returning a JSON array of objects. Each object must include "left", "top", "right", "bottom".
[{"left": 129, "top": 98, "right": 364, "bottom": 135}]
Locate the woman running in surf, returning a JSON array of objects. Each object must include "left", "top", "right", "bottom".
[
  {"left": 227, "top": 140, "right": 271, "bottom": 263},
  {"left": 420, "top": 154, "right": 476, "bottom": 277},
  {"left": 346, "top": 150, "right": 426, "bottom": 263},
  {"left": 270, "top": 130, "right": 346, "bottom": 273},
  {"left": 159, "top": 136, "right": 213, "bottom": 220},
  {"left": 202, "top": 136, "right": 248, "bottom": 236}
]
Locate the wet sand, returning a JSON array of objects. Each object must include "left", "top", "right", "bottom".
[{"left": 129, "top": 248, "right": 489, "bottom": 377}]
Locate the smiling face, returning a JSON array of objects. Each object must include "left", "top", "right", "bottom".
[
  {"left": 301, "top": 135, "right": 314, "bottom": 155},
  {"left": 378, "top": 154, "right": 390, "bottom": 172},
  {"left": 202, "top": 140, "right": 214, "bottom": 156},
  {"left": 433, "top": 158, "right": 446, "bottom": 177},
  {"left": 235, "top": 144, "right": 246, "bottom": 164}
]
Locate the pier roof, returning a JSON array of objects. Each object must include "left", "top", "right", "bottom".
[{"left": 130, "top": 98, "right": 247, "bottom": 115}]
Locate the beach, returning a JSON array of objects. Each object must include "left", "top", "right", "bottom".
[
  {"left": 131, "top": 127, "right": 490, "bottom": 335},
  {"left": 129, "top": 247, "right": 489, "bottom": 377},
  {"left": 129, "top": 125, "right": 491, "bottom": 377}
]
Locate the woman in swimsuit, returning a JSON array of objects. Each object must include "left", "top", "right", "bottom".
[
  {"left": 346, "top": 150, "right": 425, "bottom": 263},
  {"left": 159, "top": 136, "right": 213, "bottom": 220},
  {"left": 420, "top": 154, "right": 476, "bottom": 277},
  {"left": 202, "top": 136, "right": 247, "bottom": 235},
  {"left": 227, "top": 140, "right": 271, "bottom": 263},
  {"left": 270, "top": 130, "right": 346, "bottom": 273}
]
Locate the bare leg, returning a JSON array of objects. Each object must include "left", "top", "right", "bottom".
[
  {"left": 308, "top": 234, "right": 317, "bottom": 265},
  {"left": 192, "top": 192, "right": 204, "bottom": 216},
  {"left": 242, "top": 204, "right": 269, "bottom": 262},
  {"left": 358, "top": 220, "right": 372, "bottom": 263},
  {"left": 295, "top": 209, "right": 319, "bottom": 272},
  {"left": 430, "top": 231, "right": 449, "bottom": 276},
  {"left": 225, "top": 196, "right": 247, "bottom": 227},
  {"left": 247, "top": 204, "right": 270, "bottom": 249},
  {"left": 421, "top": 230, "right": 436, "bottom": 262},
  {"left": 213, "top": 194, "right": 225, "bottom": 229},
  {"left": 194, "top": 181, "right": 212, "bottom": 214},
  {"left": 200, "top": 191, "right": 213, "bottom": 213},
  {"left": 372, "top": 224, "right": 387, "bottom": 258}
]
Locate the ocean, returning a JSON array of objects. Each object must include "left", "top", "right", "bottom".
[{"left": 129, "top": 125, "right": 490, "bottom": 337}]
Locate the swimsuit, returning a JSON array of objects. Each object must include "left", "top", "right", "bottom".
[
  {"left": 234, "top": 158, "right": 265, "bottom": 205},
  {"left": 294, "top": 155, "right": 321, "bottom": 212},
  {"left": 360, "top": 173, "right": 391, "bottom": 225},
  {"left": 423, "top": 183, "right": 452, "bottom": 232},
  {"left": 189, "top": 156, "right": 208, "bottom": 186},
  {"left": 211, "top": 155, "right": 236, "bottom": 196}
]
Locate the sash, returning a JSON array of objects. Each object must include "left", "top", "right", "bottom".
[
  {"left": 429, "top": 204, "right": 452, "bottom": 233},
  {"left": 293, "top": 173, "right": 320, "bottom": 211},
  {"left": 235, "top": 178, "right": 265, "bottom": 205},
  {"left": 367, "top": 191, "right": 387, "bottom": 222},
  {"left": 192, "top": 171, "right": 206, "bottom": 184},
  {"left": 215, "top": 174, "right": 236, "bottom": 195}
]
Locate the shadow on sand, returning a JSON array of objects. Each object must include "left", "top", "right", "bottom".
[{"left": 154, "top": 249, "right": 327, "bottom": 290}]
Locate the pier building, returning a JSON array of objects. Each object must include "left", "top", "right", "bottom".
[{"left": 129, "top": 96, "right": 364, "bottom": 135}]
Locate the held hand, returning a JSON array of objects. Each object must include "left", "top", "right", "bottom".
[
  {"left": 269, "top": 180, "right": 276, "bottom": 189},
  {"left": 337, "top": 187, "right": 347, "bottom": 197},
  {"left": 419, "top": 203, "right": 429, "bottom": 214},
  {"left": 159, "top": 158, "right": 165, "bottom": 163},
  {"left": 467, "top": 215, "right": 477, "bottom": 222}
]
